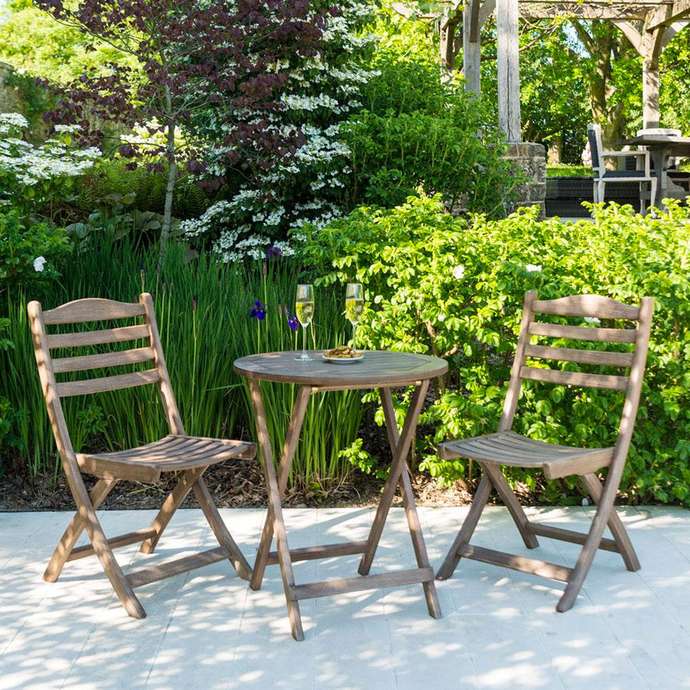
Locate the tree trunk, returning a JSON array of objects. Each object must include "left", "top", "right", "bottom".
[
  {"left": 159, "top": 121, "right": 176, "bottom": 268},
  {"left": 570, "top": 20, "right": 630, "bottom": 153}
]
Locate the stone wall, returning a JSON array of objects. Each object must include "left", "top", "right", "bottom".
[
  {"left": 503, "top": 141, "right": 546, "bottom": 216},
  {"left": 0, "top": 62, "right": 25, "bottom": 115}
]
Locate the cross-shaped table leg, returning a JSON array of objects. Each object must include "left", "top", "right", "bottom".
[
  {"left": 249, "top": 378, "right": 441, "bottom": 641},
  {"left": 358, "top": 384, "right": 441, "bottom": 619}
]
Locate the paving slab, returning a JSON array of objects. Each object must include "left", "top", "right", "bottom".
[{"left": 1, "top": 506, "right": 689, "bottom": 690}]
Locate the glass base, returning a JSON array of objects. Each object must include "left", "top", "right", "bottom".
[{"left": 294, "top": 353, "right": 313, "bottom": 361}]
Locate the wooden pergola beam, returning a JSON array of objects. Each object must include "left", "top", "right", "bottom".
[
  {"left": 520, "top": 2, "right": 670, "bottom": 21},
  {"left": 646, "top": 0, "right": 690, "bottom": 29}
]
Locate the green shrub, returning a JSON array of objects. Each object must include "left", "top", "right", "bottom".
[
  {"left": 342, "top": 7, "right": 520, "bottom": 215},
  {"left": 302, "top": 195, "right": 690, "bottom": 506},
  {"left": 0, "top": 209, "right": 69, "bottom": 296}
]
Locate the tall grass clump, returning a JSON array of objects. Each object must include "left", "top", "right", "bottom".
[{"left": 0, "top": 236, "right": 364, "bottom": 490}]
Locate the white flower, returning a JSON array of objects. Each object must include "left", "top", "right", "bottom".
[
  {"left": 525, "top": 264, "right": 542, "bottom": 273},
  {"left": 452, "top": 265, "right": 465, "bottom": 280},
  {"left": 584, "top": 317, "right": 601, "bottom": 325},
  {"left": 33, "top": 256, "right": 47, "bottom": 272}
]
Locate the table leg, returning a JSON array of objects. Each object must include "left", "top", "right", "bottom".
[
  {"left": 651, "top": 146, "right": 668, "bottom": 205},
  {"left": 251, "top": 384, "right": 312, "bottom": 591},
  {"left": 359, "top": 382, "right": 428, "bottom": 576},
  {"left": 358, "top": 382, "right": 440, "bottom": 617},
  {"left": 248, "top": 379, "right": 310, "bottom": 641},
  {"left": 377, "top": 386, "right": 441, "bottom": 618}
]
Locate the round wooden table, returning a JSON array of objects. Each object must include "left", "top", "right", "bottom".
[{"left": 234, "top": 350, "right": 448, "bottom": 641}]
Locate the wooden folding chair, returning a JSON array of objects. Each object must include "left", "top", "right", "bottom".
[
  {"left": 436, "top": 291, "right": 654, "bottom": 612},
  {"left": 28, "top": 294, "right": 256, "bottom": 618}
]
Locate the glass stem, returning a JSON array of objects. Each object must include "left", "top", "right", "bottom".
[
  {"left": 302, "top": 324, "right": 307, "bottom": 359},
  {"left": 352, "top": 323, "right": 357, "bottom": 350}
]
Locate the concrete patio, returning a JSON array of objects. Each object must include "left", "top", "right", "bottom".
[{"left": 0, "top": 505, "right": 688, "bottom": 690}]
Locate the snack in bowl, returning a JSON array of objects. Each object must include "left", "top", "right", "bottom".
[{"left": 324, "top": 345, "right": 359, "bottom": 358}]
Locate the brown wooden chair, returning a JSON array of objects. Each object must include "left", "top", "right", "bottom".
[
  {"left": 28, "top": 294, "right": 256, "bottom": 619},
  {"left": 436, "top": 291, "right": 654, "bottom": 612}
]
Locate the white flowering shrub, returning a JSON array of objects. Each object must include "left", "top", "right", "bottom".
[
  {"left": 0, "top": 113, "right": 101, "bottom": 216},
  {"left": 184, "top": 0, "right": 376, "bottom": 262}
]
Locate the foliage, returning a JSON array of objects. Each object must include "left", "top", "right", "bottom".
[
  {"left": 183, "top": 0, "right": 375, "bottom": 262},
  {"left": 0, "top": 113, "right": 101, "bottom": 217},
  {"left": 2, "top": 71, "right": 55, "bottom": 138},
  {"left": 35, "top": 0, "right": 353, "bottom": 262},
  {"left": 547, "top": 165, "right": 591, "bottom": 178},
  {"left": 74, "top": 161, "right": 211, "bottom": 221},
  {"left": 0, "top": 4, "right": 138, "bottom": 83},
  {"left": 302, "top": 194, "right": 690, "bottom": 507},
  {"left": 659, "top": 31, "right": 690, "bottom": 133},
  {"left": 0, "top": 237, "right": 364, "bottom": 489},
  {"left": 0, "top": 317, "right": 25, "bottom": 476},
  {"left": 341, "top": 7, "right": 519, "bottom": 215},
  {"left": 64, "top": 192, "right": 177, "bottom": 248},
  {"left": 0, "top": 208, "right": 70, "bottom": 296}
]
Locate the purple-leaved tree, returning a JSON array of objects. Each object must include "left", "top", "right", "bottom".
[{"left": 35, "top": 0, "right": 331, "bottom": 262}]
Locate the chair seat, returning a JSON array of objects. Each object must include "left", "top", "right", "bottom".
[
  {"left": 77, "top": 435, "right": 257, "bottom": 483},
  {"left": 599, "top": 170, "right": 651, "bottom": 180},
  {"left": 438, "top": 431, "right": 614, "bottom": 480}
]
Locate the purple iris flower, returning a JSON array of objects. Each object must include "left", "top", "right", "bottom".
[
  {"left": 250, "top": 299, "right": 267, "bottom": 320},
  {"left": 285, "top": 308, "right": 299, "bottom": 331},
  {"left": 266, "top": 245, "right": 282, "bottom": 259}
]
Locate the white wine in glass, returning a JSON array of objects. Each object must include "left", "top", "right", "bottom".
[
  {"left": 295, "top": 284, "right": 314, "bottom": 361},
  {"left": 345, "top": 283, "right": 364, "bottom": 352}
]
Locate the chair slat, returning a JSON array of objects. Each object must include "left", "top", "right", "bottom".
[
  {"left": 52, "top": 347, "right": 156, "bottom": 374},
  {"left": 532, "top": 295, "right": 640, "bottom": 320},
  {"left": 43, "top": 298, "right": 146, "bottom": 325},
  {"left": 524, "top": 344, "right": 634, "bottom": 368},
  {"left": 529, "top": 321, "right": 637, "bottom": 344},
  {"left": 56, "top": 369, "right": 160, "bottom": 397},
  {"left": 47, "top": 325, "right": 150, "bottom": 349},
  {"left": 520, "top": 366, "right": 628, "bottom": 391}
]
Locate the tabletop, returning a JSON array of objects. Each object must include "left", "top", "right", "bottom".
[
  {"left": 626, "top": 134, "right": 690, "bottom": 151},
  {"left": 233, "top": 350, "right": 448, "bottom": 387}
]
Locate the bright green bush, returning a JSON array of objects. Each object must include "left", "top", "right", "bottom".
[
  {"left": 302, "top": 195, "right": 690, "bottom": 506},
  {"left": 341, "top": 7, "right": 520, "bottom": 215}
]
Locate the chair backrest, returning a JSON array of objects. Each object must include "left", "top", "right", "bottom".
[
  {"left": 587, "top": 124, "right": 605, "bottom": 173},
  {"left": 501, "top": 291, "right": 654, "bottom": 465},
  {"left": 27, "top": 294, "right": 184, "bottom": 464}
]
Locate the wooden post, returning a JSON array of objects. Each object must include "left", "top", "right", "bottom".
[
  {"left": 463, "top": 3, "right": 482, "bottom": 93},
  {"left": 643, "top": 58, "right": 661, "bottom": 129},
  {"left": 497, "top": 0, "right": 521, "bottom": 142}
]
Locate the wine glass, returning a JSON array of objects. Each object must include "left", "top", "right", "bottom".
[
  {"left": 345, "top": 283, "right": 364, "bottom": 353},
  {"left": 295, "top": 284, "right": 315, "bottom": 361}
]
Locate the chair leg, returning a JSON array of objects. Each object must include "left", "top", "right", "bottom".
[
  {"left": 140, "top": 467, "right": 206, "bottom": 554},
  {"left": 482, "top": 464, "right": 539, "bottom": 550},
  {"left": 557, "top": 481, "right": 620, "bottom": 613},
  {"left": 44, "top": 479, "right": 118, "bottom": 582},
  {"left": 640, "top": 182, "right": 647, "bottom": 214},
  {"left": 581, "top": 473, "right": 640, "bottom": 572},
  {"left": 83, "top": 510, "right": 147, "bottom": 619},
  {"left": 650, "top": 176, "right": 658, "bottom": 210},
  {"left": 437, "top": 472, "right": 493, "bottom": 580},
  {"left": 193, "top": 476, "right": 252, "bottom": 581},
  {"left": 598, "top": 181, "right": 606, "bottom": 204}
]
